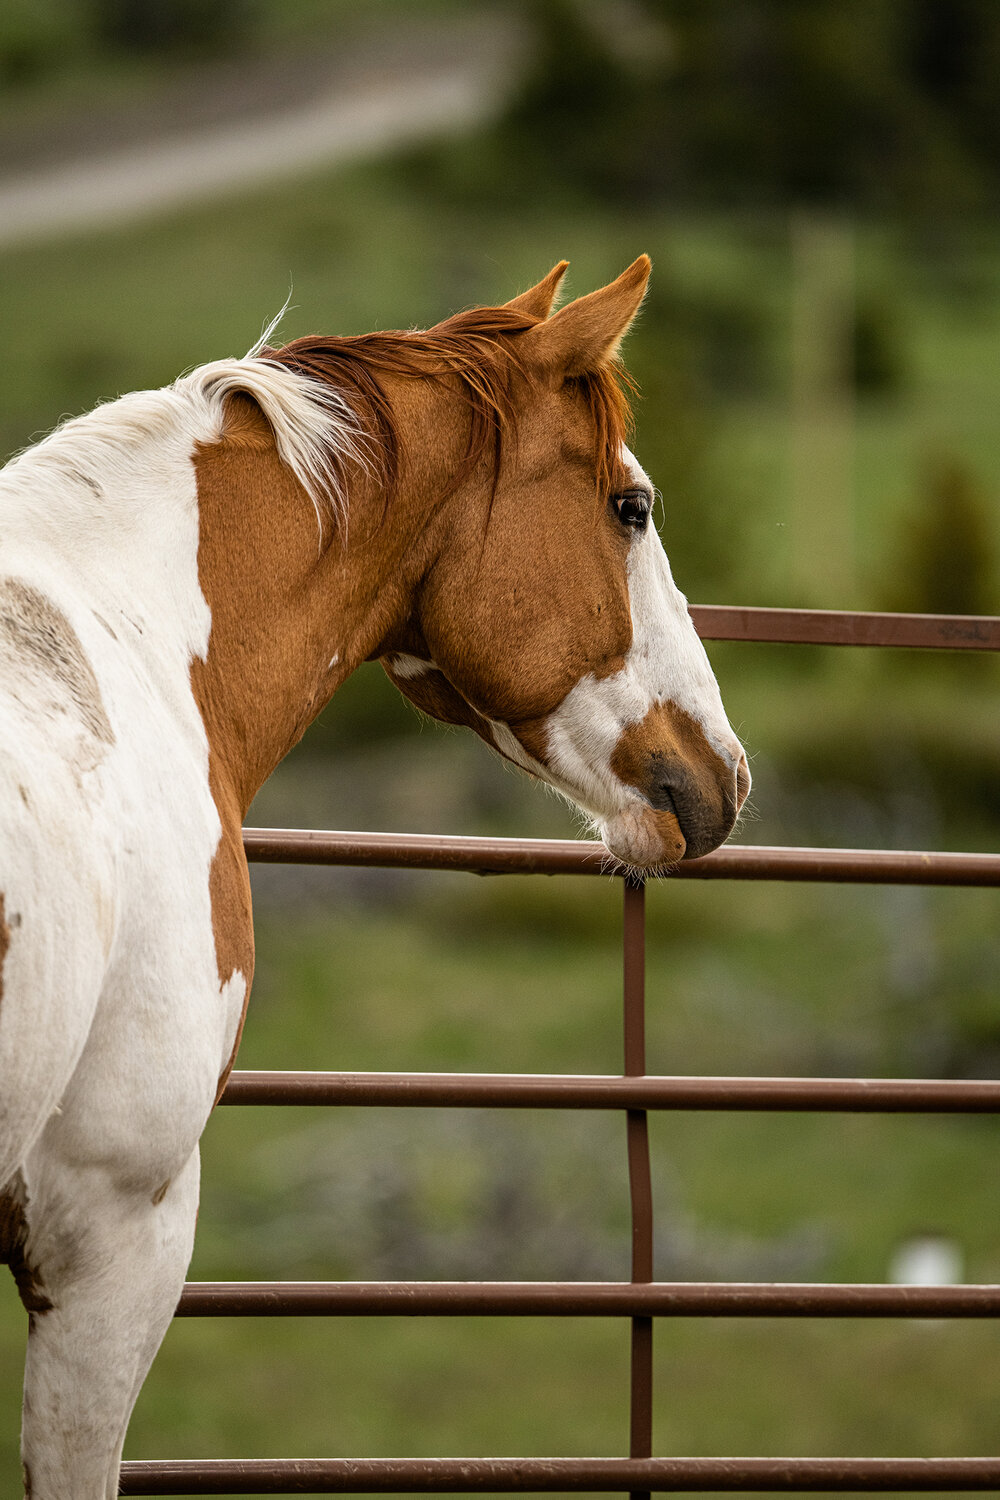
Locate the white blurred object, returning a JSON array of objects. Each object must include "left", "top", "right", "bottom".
[{"left": 889, "top": 1235, "right": 964, "bottom": 1286}]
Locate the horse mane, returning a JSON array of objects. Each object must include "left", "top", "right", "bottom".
[
  {"left": 1, "top": 356, "right": 370, "bottom": 540},
  {"left": 260, "top": 303, "right": 636, "bottom": 516},
  {"left": 0, "top": 305, "right": 635, "bottom": 537}
]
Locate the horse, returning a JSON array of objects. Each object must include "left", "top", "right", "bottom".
[{"left": 0, "top": 256, "right": 749, "bottom": 1497}]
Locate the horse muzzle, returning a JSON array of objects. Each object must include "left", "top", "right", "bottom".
[{"left": 601, "top": 710, "right": 751, "bottom": 867}]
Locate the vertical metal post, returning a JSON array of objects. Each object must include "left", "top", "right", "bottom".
[{"left": 623, "top": 876, "right": 652, "bottom": 1500}]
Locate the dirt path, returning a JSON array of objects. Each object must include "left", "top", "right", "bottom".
[{"left": 0, "top": 12, "right": 523, "bottom": 249}]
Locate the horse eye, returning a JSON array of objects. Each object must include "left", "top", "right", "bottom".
[{"left": 613, "top": 489, "right": 651, "bottom": 531}]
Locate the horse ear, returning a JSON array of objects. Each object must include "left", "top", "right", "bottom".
[
  {"left": 503, "top": 261, "right": 569, "bottom": 320},
  {"left": 522, "top": 255, "right": 650, "bottom": 375}
]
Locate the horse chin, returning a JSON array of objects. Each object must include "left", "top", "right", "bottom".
[{"left": 599, "top": 805, "right": 687, "bottom": 870}]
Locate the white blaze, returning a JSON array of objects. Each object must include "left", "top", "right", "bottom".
[{"left": 541, "top": 448, "right": 743, "bottom": 826}]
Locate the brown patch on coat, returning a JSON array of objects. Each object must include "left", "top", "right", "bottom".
[
  {"left": 151, "top": 1179, "right": 171, "bottom": 1206},
  {"left": 191, "top": 397, "right": 326, "bottom": 1102},
  {"left": 0, "top": 1173, "right": 53, "bottom": 1316},
  {"left": 189, "top": 270, "right": 657, "bottom": 1057},
  {"left": 610, "top": 701, "right": 739, "bottom": 861},
  {"left": 0, "top": 579, "right": 114, "bottom": 750},
  {"left": 194, "top": 275, "right": 647, "bottom": 814},
  {"left": 503, "top": 716, "right": 551, "bottom": 768},
  {"left": 191, "top": 396, "right": 356, "bottom": 810}
]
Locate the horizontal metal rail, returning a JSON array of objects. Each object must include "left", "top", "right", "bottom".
[
  {"left": 219, "top": 1069, "right": 1000, "bottom": 1110},
  {"left": 117, "top": 1456, "right": 1000, "bottom": 1493},
  {"left": 243, "top": 829, "right": 1000, "bottom": 885},
  {"left": 176, "top": 1280, "right": 1000, "bottom": 1318},
  {"left": 688, "top": 603, "right": 1000, "bottom": 650}
]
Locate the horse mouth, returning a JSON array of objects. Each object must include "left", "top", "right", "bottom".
[
  {"left": 599, "top": 803, "right": 688, "bottom": 869},
  {"left": 600, "top": 780, "right": 740, "bottom": 868}
]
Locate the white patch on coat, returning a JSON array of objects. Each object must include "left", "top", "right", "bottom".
[
  {"left": 388, "top": 653, "right": 435, "bottom": 680},
  {"left": 489, "top": 720, "right": 539, "bottom": 773},
  {"left": 0, "top": 355, "right": 339, "bottom": 1493}
]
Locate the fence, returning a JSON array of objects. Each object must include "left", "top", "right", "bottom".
[{"left": 120, "top": 606, "right": 1000, "bottom": 1496}]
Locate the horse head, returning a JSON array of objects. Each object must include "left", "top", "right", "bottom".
[{"left": 382, "top": 258, "right": 750, "bottom": 867}]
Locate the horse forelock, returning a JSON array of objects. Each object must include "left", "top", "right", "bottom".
[
  {"left": 571, "top": 358, "right": 637, "bottom": 504},
  {"left": 260, "top": 303, "right": 637, "bottom": 513}
]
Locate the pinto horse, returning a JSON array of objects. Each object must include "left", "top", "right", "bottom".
[{"left": 0, "top": 257, "right": 748, "bottom": 1497}]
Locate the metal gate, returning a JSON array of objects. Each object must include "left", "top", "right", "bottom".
[{"left": 120, "top": 605, "right": 1000, "bottom": 1495}]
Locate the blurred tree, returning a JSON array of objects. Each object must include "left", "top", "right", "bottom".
[
  {"left": 905, "top": 0, "right": 1000, "bottom": 165},
  {"left": 91, "top": 0, "right": 253, "bottom": 56},
  {"left": 0, "top": 0, "right": 87, "bottom": 84},
  {"left": 884, "top": 453, "right": 996, "bottom": 616},
  {"left": 501, "top": 0, "right": 1000, "bottom": 212},
  {"left": 500, "top": 0, "right": 634, "bottom": 199},
  {"left": 850, "top": 296, "right": 906, "bottom": 397}
]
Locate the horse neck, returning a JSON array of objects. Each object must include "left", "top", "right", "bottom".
[{"left": 190, "top": 390, "right": 454, "bottom": 818}]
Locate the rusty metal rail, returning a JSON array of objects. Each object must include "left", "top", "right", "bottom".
[
  {"left": 176, "top": 1280, "right": 1000, "bottom": 1318},
  {"left": 687, "top": 603, "right": 1000, "bottom": 650},
  {"left": 118, "top": 1456, "right": 1000, "bottom": 1494},
  {"left": 120, "top": 605, "right": 1000, "bottom": 1496},
  {"left": 219, "top": 1069, "right": 1000, "bottom": 1110},
  {"left": 242, "top": 828, "right": 1000, "bottom": 884}
]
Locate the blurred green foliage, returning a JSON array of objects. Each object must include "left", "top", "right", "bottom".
[
  {"left": 0, "top": 0, "right": 468, "bottom": 86},
  {"left": 885, "top": 453, "right": 997, "bottom": 616},
  {"left": 91, "top": 0, "right": 254, "bottom": 56},
  {"left": 496, "top": 0, "right": 1000, "bottom": 213},
  {"left": 6, "top": 1, "right": 1000, "bottom": 215}
]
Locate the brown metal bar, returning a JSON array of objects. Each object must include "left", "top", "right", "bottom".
[
  {"left": 241, "top": 829, "right": 1000, "bottom": 886},
  {"left": 689, "top": 603, "right": 1000, "bottom": 651},
  {"left": 244, "top": 826, "right": 607, "bottom": 874},
  {"left": 681, "top": 845, "right": 1000, "bottom": 885},
  {"left": 219, "top": 1070, "right": 1000, "bottom": 1111},
  {"left": 117, "top": 1455, "right": 1000, "bottom": 1493},
  {"left": 175, "top": 1280, "right": 1000, "bottom": 1318},
  {"left": 623, "top": 879, "right": 653, "bottom": 1492},
  {"left": 678, "top": 844, "right": 1000, "bottom": 885}
]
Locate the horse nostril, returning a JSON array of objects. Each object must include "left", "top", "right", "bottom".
[{"left": 648, "top": 779, "right": 680, "bottom": 820}]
